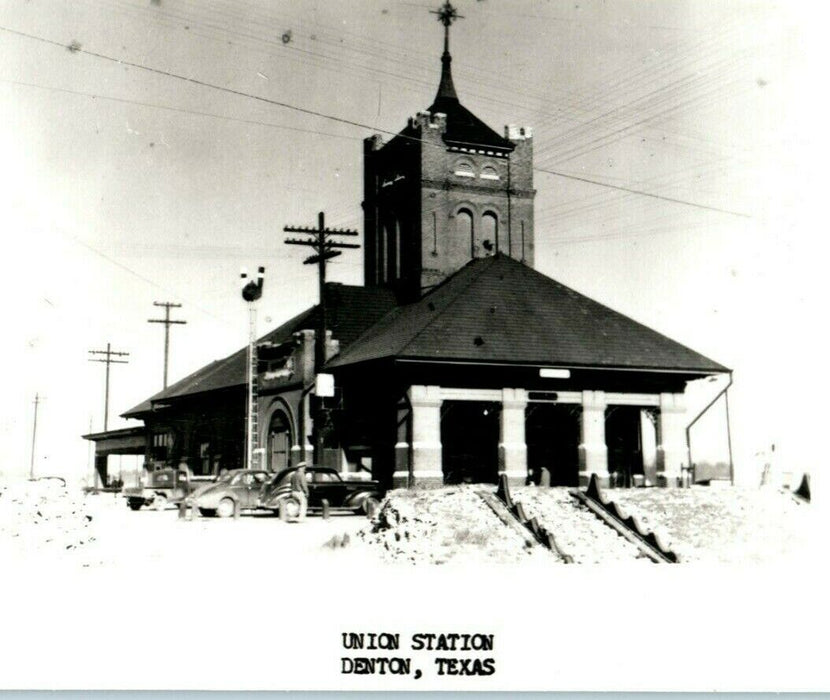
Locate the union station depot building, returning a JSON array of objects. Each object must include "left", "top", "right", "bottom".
[{"left": 85, "top": 36, "right": 727, "bottom": 491}]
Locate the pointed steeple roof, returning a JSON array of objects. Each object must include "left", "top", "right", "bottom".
[
  {"left": 425, "top": 2, "right": 514, "bottom": 153},
  {"left": 434, "top": 3, "right": 458, "bottom": 101}
]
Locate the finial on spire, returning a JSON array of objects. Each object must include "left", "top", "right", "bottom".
[
  {"left": 431, "top": 1, "right": 463, "bottom": 29},
  {"left": 430, "top": 2, "right": 463, "bottom": 101}
]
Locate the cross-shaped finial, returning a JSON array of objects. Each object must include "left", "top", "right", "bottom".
[{"left": 431, "top": 1, "right": 463, "bottom": 28}]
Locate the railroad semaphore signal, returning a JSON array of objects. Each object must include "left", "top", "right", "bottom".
[{"left": 241, "top": 266, "right": 265, "bottom": 471}]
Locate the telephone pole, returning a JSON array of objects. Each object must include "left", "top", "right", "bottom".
[
  {"left": 30, "top": 393, "right": 44, "bottom": 479},
  {"left": 88, "top": 343, "right": 130, "bottom": 431},
  {"left": 284, "top": 211, "right": 360, "bottom": 463},
  {"left": 148, "top": 301, "right": 186, "bottom": 389}
]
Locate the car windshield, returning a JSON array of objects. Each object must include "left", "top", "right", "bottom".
[{"left": 214, "top": 471, "right": 237, "bottom": 484}]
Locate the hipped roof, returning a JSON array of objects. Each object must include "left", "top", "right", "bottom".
[{"left": 329, "top": 254, "right": 727, "bottom": 374}]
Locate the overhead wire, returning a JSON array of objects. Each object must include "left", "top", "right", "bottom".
[{"left": 0, "top": 23, "right": 750, "bottom": 219}]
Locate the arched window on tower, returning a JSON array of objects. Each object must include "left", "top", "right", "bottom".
[
  {"left": 453, "top": 159, "right": 475, "bottom": 178},
  {"left": 379, "top": 222, "right": 389, "bottom": 283},
  {"left": 456, "top": 208, "right": 474, "bottom": 259},
  {"left": 482, "top": 212, "right": 498, "bottom": 255},
  {"left": 394, "top": 219, "right": 402, "bottom": 281}
]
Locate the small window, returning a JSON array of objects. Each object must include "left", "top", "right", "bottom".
[
  {"left": 453, "top": 160, "right": 475, "bottom": 178},
  {"left": 480, "top": 166, "right": 499, "bottom": 181}
]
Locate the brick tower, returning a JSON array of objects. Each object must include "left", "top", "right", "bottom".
[{"left": 363, "top": 1, "right": 535, "bottom": 301}]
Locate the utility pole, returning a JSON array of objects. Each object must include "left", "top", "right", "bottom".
[
  {"left": 30, "top": 393, "right": 44, "bottom": 479},
  {"left": 88, "top": 343, "right": 130, "bottom": 431},
  {"left": 147, "top": 301, "right": 187, "bottom": 389},
  {"left": 284, "top": 212, "right": 360, "bottom": 464}
]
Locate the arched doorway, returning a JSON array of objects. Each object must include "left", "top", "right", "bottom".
[{"left": 267, "top": 410, "right": 293, "bottom": 472}]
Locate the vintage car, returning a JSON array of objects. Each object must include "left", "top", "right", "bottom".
[
  {"left": 123, "top": 465, "right": 210, "bottom": 511},
  {"left": 186, "top": 469, "right": 270, "bottom": 517},
  {"left": 260, "top": 466, "right": 384, "bottom": 518}
]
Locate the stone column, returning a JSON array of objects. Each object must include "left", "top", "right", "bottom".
[
  {"left": 578, "top": 390, "right": 609, "bottom": 487},
  {"left": 393, "top": 398, "right": 412, "bottom": 488},
  {"left": 409, "top": 385, "right": 443, "bottom": 485},
  {"left": 499, "top": 388, "right": 528, "bottom": 485},
  {"left": 656, "top": 392, "right": 687, "bottom": 487}
]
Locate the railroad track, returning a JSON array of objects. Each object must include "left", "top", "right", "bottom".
[
  {"left": 570, "top": 475, "right": 679, "bottom": 563},
  {"left": 487, "top": 475, "right": 678, "bottom": 564}
]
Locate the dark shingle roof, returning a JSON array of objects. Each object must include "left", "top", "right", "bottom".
[
  {"left": 123, "top": 285, "right": 397, "bottom": 417},
  {"left": 329, "top": 254, "right": 727, "bottom": 374},
  {"left": 428, "top": 95, "right": 515, "bottom": 152}
]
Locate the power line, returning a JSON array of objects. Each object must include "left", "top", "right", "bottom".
[
  {"left": 0, "top": 23, "right": 752, "bottom": 219},
  {"left": 0, "top": 78, "right": 364, "bottom": 142},
  {"left": 535, "top": 166, "right": 750, "bottom": 218}
]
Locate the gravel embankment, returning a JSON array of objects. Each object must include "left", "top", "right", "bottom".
[
  {"left": 608, "top": 486, "right": 813, "bottom": 563},
  {"left": 0, "top": 479, "right": 103, "bottom": 560},
  {"left": 2, "top": 479, "right": 813, "bottom": 568},
  {"left": 512, "top": 486, "right": 648, "bottom": 564},
  {"left": 355, "top": 485, "right": 555, "bottom": 565}
]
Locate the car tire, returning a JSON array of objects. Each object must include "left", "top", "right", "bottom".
[
  {"left": 128, "top": 499, "right": 143, "bottom": 511},
  {"left": 199, "top": 508, "right": 216, "bottom": 518},
  {"left": 280, "top": 496, "right": 301, "bottom": 521},
  {"left": 153, "top": 494, "right": 167, "bottom": 511},
  {"left": 216, "top": 498, "right": 235, "bottom": 518},
  {"left": 362, "top": 496, "right": 380, "bottom": 516}
]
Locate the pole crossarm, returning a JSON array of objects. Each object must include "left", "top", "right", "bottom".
[
  {"left": 147, "top": 301, "right": 187, "bottom": 389},
  {"left": 88, "top": 343, "right": 130, "bottom": 431}
]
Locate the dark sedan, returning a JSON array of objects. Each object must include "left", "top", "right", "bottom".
[{"left": 261, "top": 466, "right": 384, "bottom": 517}]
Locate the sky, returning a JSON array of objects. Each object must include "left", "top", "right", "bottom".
[{"left": 0, "top": 0, "right": 822, "bottom": 484}]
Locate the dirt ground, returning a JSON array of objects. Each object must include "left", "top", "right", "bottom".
[
  {"left": 0, "top": 481, "right": 372, "bottom": 574},
  {"left": 0, "top": 479, "right": 816, "bottom": 571}
]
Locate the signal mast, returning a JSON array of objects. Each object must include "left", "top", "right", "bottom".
[{"left": 241, "top": 266, "right": 265, "bottom": 470}]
